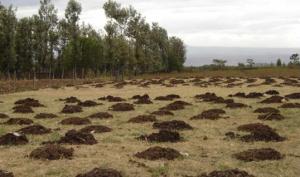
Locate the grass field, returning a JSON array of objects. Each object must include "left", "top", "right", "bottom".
[{"left": 0, "top": 77, "right": 300, "bottom": 177}]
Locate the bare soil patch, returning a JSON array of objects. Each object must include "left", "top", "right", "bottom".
[
  {"left": 13, "top": 105, "right": 34, "bottom": 113},
  {"left": 76, "top": 168, "right": 123, "bottom": 177},
  {"left": 0, "top": 113, "right": 9, "bottom": 119},
  {"left": 61, "top": 105, "right": 83, "bottom": 114},
  {"left": 198, "top": 169, "right": 255, "bottom": 177},
  {"left": 15, "top": 98, "right": 44, "bottom": 107},
  {"left": 79, "top": 125, "right": 112, "bottom": 134},
  {"left": 34, "top": 113, "right": 58, "bottom": 119},
  {"left": 30, "top": 144, "right": 74, "bottom": 160},
  {"left": 99, "top": 96, "right": 125, "bottom": 102},
  {"left": 191, "top": 109, "right": 226, "bottom": 120},
  {"left": 135, "top": 146, "right": 181, "bottom": 160},
  {"left": 17, "top": 125, "right": 51, "bottom": 135},
  {"left": 261, "top": 96, "right": 285, "bottom": 104},
  {"left": 258, "top": 113, "right": 285, "bottom": 121},
  {"left": 233, "top": 148, "right": 283, "bottom": 162},
  {"left": 4, "top": 118, "right": 33, "bottom": 125},
  {"left": 265, "top": 90, "right": 280, "bottom": 95},
  {"left": 128, "top": 115, "right": 157, "bottom": 123},
  {"left": 138, "top": 130, "right": 181, "bottom": 143},
  {"left": 0, "top": 133, "right": 28, "bottom": 145},
  {"left": 60, "top": 117, "right": 91, "bottom": 125},
  {"left": 280, "top": 103, "right": 300, "bottom": 108},
  {"left": 110, "top": 103, "right": 134, "bottom": 111},
  {"left": 254, "top": 107, "right": 280, "bottom": 114},
  {"left": 87, "top": 112, "right": 113, "bottom": 119},
  {"left": 59, "top": 96, "right": 81, "bottom": 103},
  {"left": 285, "top": 92, "right": 300, "bottom": 99},
  {"left": 237, "top": 123, "right": 285, "bottom": 142},
  {"left": 0, "top": 170, "right": 14, "bottom": 177},
  {"left": 78, "top": 100, "right": 99, "bottom": 107},
  {"left": 153, "top": 120, "right": 193, "bottom": 131}
]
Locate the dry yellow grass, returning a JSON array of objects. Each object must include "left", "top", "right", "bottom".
[{"left": 0, "top": 78, "right": 300, "bottom": 177}]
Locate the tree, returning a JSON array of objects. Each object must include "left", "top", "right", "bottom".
[
  {"left": 247, "top": 59, "right": 255, "bottom": 68},
  {"left": 37, "top": 0, "right": 58, "bottom": 76},
  {"left": 276, "top": 58, "right": 282, "bottom": 67},
  {"left": 212, "top": 59, "right": 227, "bottom": 68},
  {"left": 168, "top": 37, "right": 186, "bottom": 71},
  {"left": 15, "top": 17, "right": 34, "bottom": 78},
  {"left": 0, "top": 5, "right": 17, "bottom": 78},
  {"left": 65, "top": 0, "right": 82, "bottom": 79},
  {"left": 290, "top": 53, "right": 299, "bottom": 65}
]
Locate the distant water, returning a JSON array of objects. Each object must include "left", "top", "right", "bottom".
[{"left": 185, "top": 46, "right": 300, "bottom": 66}]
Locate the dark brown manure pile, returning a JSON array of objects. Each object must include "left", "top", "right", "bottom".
[
  {"left": 0, "top": 133, "right": 28, "bottom": 145},
  {"left": 30, "top": 144, "right": 74, "bottom": 160},
  {"left": 135, "top": 146, "right": 182, "bottom": 160},
  {"left": 76, "top": 168, "right": 123, "bottom": 177},
  {"left": 128, "top": 115, "right": 157, "bottom": 123},
  {"left": 138, "top": 130, "right": 181, "bottom": 143},
  {"left": 233, "top": 148, "right": 283, "bottom": 162},
  {"left": 153, "top": 120, "right": 193, "bottom": 131}
]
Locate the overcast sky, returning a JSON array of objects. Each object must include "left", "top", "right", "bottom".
[{"left": 2, "top": 0, "right": 300, "bottom": 48}]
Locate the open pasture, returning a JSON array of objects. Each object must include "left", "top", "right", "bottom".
[{"left": 0, "top": 77, "right": 300, "bottom": 177}]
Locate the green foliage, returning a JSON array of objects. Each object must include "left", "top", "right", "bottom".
[{"left": 0, "top": 0, "right": 186, "bottom": 79}]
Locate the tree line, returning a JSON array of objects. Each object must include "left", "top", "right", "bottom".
[{"left": 0, "top": 0, "right": 186, "bottom": 80}]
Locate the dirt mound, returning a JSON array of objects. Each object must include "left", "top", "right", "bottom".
[
  {"left": 61, "top": 105, "right": 83, "bottom": 114},
  {"left": 13, "top": 105, "right": 34, "bottom": 113},
  {"left": 15, "top": 98, "right": 44, "bottom": 107},
  {"left": 135, "top": 146, "right": 181, "bottom": 160},
  {"left": 34, "top": 113, "right": 58, "bottom": 119},
  {"left": 254, "top": 107, "right": 280, "bottom": 114},
  {"left": 258, "top": 113, "right": 285, "bottom": 121},
  {"left": 160, "top": 101, "right": 191, "bottom": 111},
  {"left": 261, "top": 96, "right": 285, "bottom": 104},
  {"left": 60, "top": 96, "right": 81, "bottom": 103},
  {"left": 151, "top": 110, "right": 174, "bottom": 116},
  {"left": 30, "top": 144, "right": 74, "bottom": 160},
  {"left": 195, "top": 93, "right": 234, "bottom": 104},
  {"left": 60, "top": 117, "right": 91, "bottom": 125},
  {"left": 57, "top": 130, "right": 97, "bottom": 145},
  {"left": 237, "top": 123, "right": 285, "bottom": 142},
  {"left": 233, "top": 148, "right": 283, "bottom": 162},
  {"left": 79, "top": 125, "right": 112, "bottom": 134},
  {"left": 226, "top": 102, "right": 248, "bottom": 109},
  {"left": 4, "top": 118, "right": 33, "bottom": 125},
  {"left": 265, "top": 90, "right": 279, "bottom": 95},
  {"left": 134, "top": 95, "right": 153, "bottom": 104},
  {"left": 94, "top": 83, "right": 104, "bottom": 88},
  {"left": 155, "top": 94, "right": 181, "bottom": 101},
  {"left": 285, "top": 92, "right": 300, "bottom": 99},
  {"left": 198, "top": 169, "right": 255, "bottom": 177},
  {"left": 88, "top": 112, "right": 113, "bottom": 119},
  {"left": 262, "top": 77, "right": 276, "bottom": 85},
  {"left": 128, "top": 115, "right": 157, "bottom": 123},
  {"left": 280, "top": 103, "right": 300, "bottom": 108},
  {"left": 191, "top": 109, "right": 226, "bottom": 120},
  {"left": 170, "top": 79, "right": 185, "bottom": 84},
  {"left": 0, "top": 133, "right": 29, "bottom": 145},
  {"left": 17, "top": 125, "right": 51, "bottom": 135},
  {"left": 110, "top": 103, "right": 134, "bottom": 111},
  {"left": 76, "top": 168, "right": 123, "bottom": 177},
  {"left": 99, "top": 96, "right": 125, "bottom": 102},
  {"left": 132, "top": 94, "right": 150, "bottom": 100},
  {"left": 78, "top": 100, "right": 99, "bottom": 107},
  {"left": 153, "top": 120, "right": 193, "bottom": 131},
  {"left": 0, "top": 113, "right": 9, "bottom": 119},
  {"left": 230, "top": 92, "right": 263, "bottom": 98},
  {"left": 138, "top": 130, "right": 181, "bottom": 143},
  {"left": 0, "top": 170, "right": 14, "bottom": 177}
]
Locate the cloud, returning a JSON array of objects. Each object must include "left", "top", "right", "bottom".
[{"left": 2, "top": 0, "right": 300, "bottom": 48}]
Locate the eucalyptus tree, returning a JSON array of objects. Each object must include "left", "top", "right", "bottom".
[
  {"left": 168, "top": 37, "right": 186, "bottom": 71},
  {"left": 65, "top": 0, "right": 82, "bottom": 79},
  {"left": 0, "top": 5, "right": 17, "bottom": 78}
]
